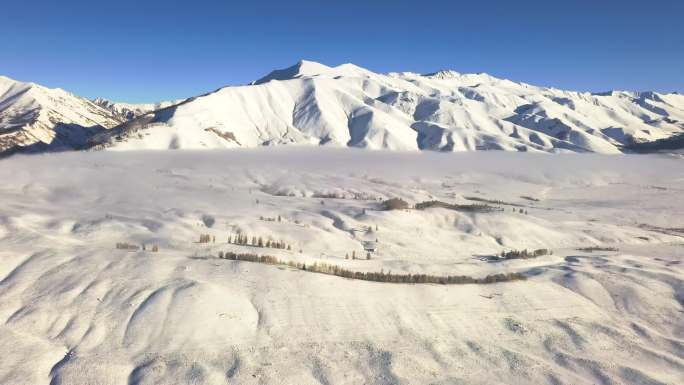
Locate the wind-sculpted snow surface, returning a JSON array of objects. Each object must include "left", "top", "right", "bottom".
[{"left": 0, "top": 148, "right": 683, "bottom": 384}]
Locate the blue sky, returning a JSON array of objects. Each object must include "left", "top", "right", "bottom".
[{"left": 2, "top": 0, "right": 682, "bottom": 103}]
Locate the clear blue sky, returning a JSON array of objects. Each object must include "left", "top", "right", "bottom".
[{"left": 2, "top": 0, "right": 682, "bottom": 103}]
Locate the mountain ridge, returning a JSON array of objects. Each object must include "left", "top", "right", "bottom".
[
  {"left": 2, "top": 61, "right": 683, "bottom": 155},
  {"left": 0, "top": 75, "right": 123, "bottom": 155}
]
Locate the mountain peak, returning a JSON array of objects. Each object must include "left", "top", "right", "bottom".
[
  {"left": 422, "top": 70, "right": 499, "bottom": 84},
  {"left": 253, "top": 60, "right": 332, "bottom": 85},
  {"left": 423, "top": 70, "right": 462, "bottom": 79},
  {"left": 331, "top": 63, "right": 374, "bottom": 77}
]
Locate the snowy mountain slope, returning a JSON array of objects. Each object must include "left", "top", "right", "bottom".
[
  {"left": 96, "top": 60, "right": 684, "bottom": 153},
  {"left": 0, "top": 76, "right": 123, "bottom": 155},
  {"left": 2, "top": 62, "right": 683, "bottom": 155},
  {"left": 92, "top": 97, "right": 184, "bottom": 121}
]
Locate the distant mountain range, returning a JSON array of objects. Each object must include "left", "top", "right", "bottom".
[
  {"left": 91, "top": 97, "right": 183, "bottom": 122},
  {"left": 2, "top": 61, "right": 683, "bottom": 156}
]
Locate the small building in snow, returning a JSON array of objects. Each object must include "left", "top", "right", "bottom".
[{"left": 363, "top": 241, "right": 378, "bottom": 253}]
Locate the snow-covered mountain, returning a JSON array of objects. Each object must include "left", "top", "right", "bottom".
[
  {"left": 92, "top": 97, "right": 184, "bottom": 121},
  {"left": 95, "top": 60, "right": 684, "bottom": 153},
  {"left": 2, "top": 61, "right": 684, "bottom": 155},
  {"left": 0, "top": 76, "right": 123, "bottom": 155}
]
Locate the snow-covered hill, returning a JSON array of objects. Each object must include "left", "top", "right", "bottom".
[
  {"left": 0, "top": 76, "right": 123, "bottom": 155},
  {"left": 96, "top": 60, "right": 684, "bottom": 153}
]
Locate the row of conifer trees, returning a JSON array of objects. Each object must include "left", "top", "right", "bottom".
[
  {"left": 228, "top": 234, "right": 292, "bottom": 250},
  {"left": 499, "top": 248, "right": 550, "bottom": 260},
  {"left": 116, "top": 242, "right": 159, "bottom": 252},
  {"left": 198, "top": 234, "right": 214, "bottom": 243},
  {"left": 218, "top": 251, "right": 526, "bottom": 285}
]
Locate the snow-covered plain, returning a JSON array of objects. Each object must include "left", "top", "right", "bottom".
[{"left": 0, "top": 148, "right": 683, "bottom": 384}]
